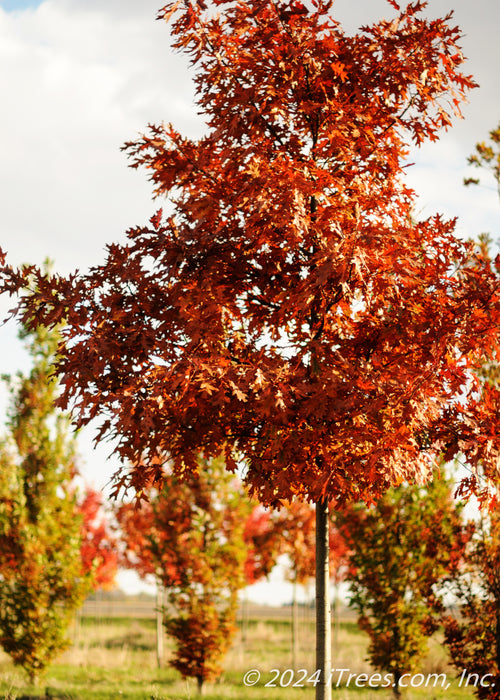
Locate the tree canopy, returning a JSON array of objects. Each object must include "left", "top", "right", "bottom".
[
  {"left": 0, "top": 323, "right": 93, "bottom": 682},
  {"left": 115, "top": 457, "right": 249, "bottom": 692},
  {"left": 0, "top": 0, "right": 499, "bottom": 509}
]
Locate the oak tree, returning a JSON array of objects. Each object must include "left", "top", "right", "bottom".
[
  {"left": 277, "top": 501, "right": 347, "bottom": 588},
  {"left": 338, "top": 475, "right": 469, "bottom": 699},
  {"left": 462, "top": 121, "right": 500, "bottom": 389},
  {"left": 2, "top": 2, "right": 500, "bottom": 697},
  {"left": 115, "top": 457, "right": 249, "bottom": 693}
]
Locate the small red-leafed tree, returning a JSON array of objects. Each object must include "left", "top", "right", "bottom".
[
  {"left": 275, "top": 501, "right": 317, "bottom": 671},
  {"left": 117, "top": 481, "right": 272, "bottom": 668},
  {"left": 113, "top": 488, "right": 170, "bottom": 669},
  {"left": 2, "top": 2, "right": 500, "bottom": 698},
  {"left": 337, "top": 475, "right": 471, "bottom": 699},
  {"left": 115, "top": 457, "right": 250, "bottom": 694},
  {"left": 277, "top": 501, "right": 348, "bottom": 587},
  {"left": 243, "top": 504, "right": 282, "bottom": 585},
  {"left": 278, "top": 501, "right": 316, "bottom": 588},
  {"left": 79, "top": 487, "right": 119, "bottom": 590},
  {"left": 114, "top": 493, "right": 158, "bottom": 580},
  {"left": 116, "top": 469, "right": 264, "bottom": 584}
]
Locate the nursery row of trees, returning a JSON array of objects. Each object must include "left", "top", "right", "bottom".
[
  {"left": 1, "top": 308, "right": 500, "bottom": 698},
  {"left": 116, "top": 458, "right": 500, "bottom": 699}
]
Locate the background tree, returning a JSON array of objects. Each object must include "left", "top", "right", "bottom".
[
  {"left": 277, "top": 501, "right": 348, "bottom": 594},
  {"left": 442, "top": 503, "right": 500, "bottom": 699},
  {"left": 116, "top": 476, "right": 273, "bottom": 585},
  {"left": 274, "top": 501, "right": 347, "bottom": 670},
  {"left": 113, "top": 483, "right": 169, "bottom": 668},
  {"left": 116, "top": 467, "right": 266, "bottom": 670},
  {"left": 2, "top": 3, "right": 499, "bottom": 699},
  {"left": 0, "top": 322, "right": 93, "bottom": 684},
  {"left": 115, "top": 456, "right": 250, "bottom": 694},
  {"left": 337, "top": 475, "right": 469, "bottom": 698},
  {"left": 244, "top": 500, "right": 347, "bottom": 670},
  {"left": 279, "top": 500, "right": 316, "bottom": 672},
  {"left": 464, "top": 120, "right": 500, "bottom": 199},
  {"left": 440, "top": 122, "right": 500, "bottom": 699},
  {"left": 240, "top": 504, "right": 282, "bottom": 649},
  {"left": 463, "top": 119, "right": 500, "bottom": 389},
  {"left": 243, "top": 504, "right": 282, "bottom": 586},
  {"left": 78, "top": 487, "right": 118, "bottom": 591}
]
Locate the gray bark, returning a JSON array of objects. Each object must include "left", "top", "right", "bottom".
[
  {"left": 292, "top": 577, "right": 298, "bottom": 671},
  {"left": 315, "top": 498, "right": 332, "bottom": 700}
]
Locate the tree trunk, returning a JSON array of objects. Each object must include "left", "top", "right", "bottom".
[
  {"left": 73, "top": 608, "right": 81, "bottom": 649},
  {"left": 156, "top": 584, "right": 164, "bottom": 669},
  {"left": 315, "top": 498, "right": 331, "bottom": 700},
  {"left": 393, "top": 670, "right": 402, "bottom": 699},
  {"left": 332, "top": 579, "right": 339, "bottom": 661},
  {"left": 241, "top": 588, "right": 248, "bottom": 646},
  {"left": 292, "top": 576, "right": 298, "bottom": 671}
]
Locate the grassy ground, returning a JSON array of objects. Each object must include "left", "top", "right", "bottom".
[{"left": 0, "top": 614, "right": 477, "bottom": 700}]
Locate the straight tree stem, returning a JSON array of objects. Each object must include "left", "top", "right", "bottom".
[
  {"left": 292, "top": 576, "right": 298, "bottom": 672},
  {"left": 156, "top": 584, "right": 164, "bottom": 669},
  {"left": 316, "top": 498, "right": 332, "bottom": 700}
]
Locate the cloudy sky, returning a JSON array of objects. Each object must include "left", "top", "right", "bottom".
[{"left": 0, "top": 0, "right": 499, "bottom": 596}]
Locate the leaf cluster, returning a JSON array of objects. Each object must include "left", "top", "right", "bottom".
[
  {"left": 0, "top": 1, "right": 498, "bottom": 507},
  {"left": 337, "top": 475, "right": 469, "bottom": 686}
]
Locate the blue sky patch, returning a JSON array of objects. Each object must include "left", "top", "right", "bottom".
[{"left": 0, "top": 0, "right": 44, "bottom": 12}]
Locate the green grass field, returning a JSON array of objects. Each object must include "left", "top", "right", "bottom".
[{"left": 0, "top": 613, "right": 478, "bottom": 699}]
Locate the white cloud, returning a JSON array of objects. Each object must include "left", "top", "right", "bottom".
[
  {"left": 1, "top": 0, "right": 498, "bottom": 273},
  {"left": 334, "top": 0, "right": 500, "bottom": 240},
  {"left": 0, "top": 0, "right": 201, "bottom": 274}
]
